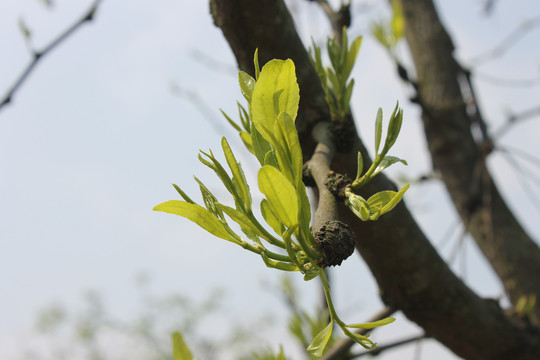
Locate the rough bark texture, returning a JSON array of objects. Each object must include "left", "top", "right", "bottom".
[
  {"left": 398, "top": 0, "right": 540, "bottom": 323},
  {"left": 209, "top": 0, "right": 540, "bottom": 358}
]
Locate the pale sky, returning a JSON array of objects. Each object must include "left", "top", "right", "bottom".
[{"left": 1, "top": 0, "right": 539, "bottom": 359}]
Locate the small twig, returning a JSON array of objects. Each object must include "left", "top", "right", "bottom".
[
  {"left": 493, "top": 105, "right": 540, "bottom": 139},
  {"left": 320, "top": 306, "right": 396, "bottom": 360},
  {"left": 189, "top": 49, "right": 237, "bottom": 75},
  {"left": 0, "top": 0, "right": 104, "bottom": 112},
  {"left": 469, "top": 13, "right": 540, "bottom": 66},
  {"left": 169, "top": 83, "right": 231, "bottom": 137},
  {"left": 314, "top": 0, "right": 351, "bottom": 42},
  {"left": 349, "top": 334, "right": 427, "bottom": 359},
  {"left": 474, "top": 71, "right": 540, "bottom": 88}
]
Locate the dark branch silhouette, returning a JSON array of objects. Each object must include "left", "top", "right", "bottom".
[
  {"left": 469, "top": 13, "right": 540, "bottom": 66},
  {"left": 0, "top": 0, "right": 104, "bottom": 112},
  {"left": 349, "top": 334, "right": 427, "bottom": 359}
]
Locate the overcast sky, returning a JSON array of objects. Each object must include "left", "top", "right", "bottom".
[{"left": 1, "top": 0, "right": 539, "bottom": 359}]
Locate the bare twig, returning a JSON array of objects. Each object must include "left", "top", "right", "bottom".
[
  {"left": 320, "top": 307, "right": 396, "bottom": 360},
  {"left": 189, "top": 49, "right": 237, "bottom": 75},
  {"left": 169, "top": 83, "right": 231, "bottom": 137},
  {"left": 349, "top": 334, "right": 427, "bottom": 359},
  {"left": 474, "top": 71, "right": 540, "bottom": 88},
  {"left": 0, "top": 0, "right": 104, "bottom": 112},
  {"left": 314, "top": 0, "right": 351, "bottom": 42},
  {"left": 497, "top": 149, "right": 540, "bottom": 214},
  {"left": 493, "top": 105, "right": 540, "bottom": 139},
  {"left": 469, "top": 14, "right": 540, "bottom": 66}
]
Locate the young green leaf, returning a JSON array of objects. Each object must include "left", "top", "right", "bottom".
[
  {"left": 216, "top": 203, "right": 260, "bottom": 237},
  {"left": 221, "top": 137, "right": 252, "bottom": 211},
  {"left": 251, "top": 59, "right": 300, "bottom": 143},
  {"left": 172, "top": 332, "right": 193, "bottom": 360},
  {"left": 258, "top": 165, "right": 298, "bottom": 228},
  {"left": 367, "top": 190, "right": 396, "bottom": 217},
  {"left": 356, "top": 152, "right": 364, "bottom": 180},
  {"left": 237, "top": 102, "right": 251, "bottom": 132},
  {"left": 239, "top": 131, "right": 254, "bottom": 153},
  {"left": 373, "top": 155, "right": 408, "bottom": 176},
  {"left": 275, "top": 112, "right": 303, "bottom": 184},
  {"left": 251, "top": 123, "right": 274, "bottom": 165},
  {"left": 380, "top": 184, "right": 409, "bottom": 214},
  {"left": 172, "top": 183, "right": 195, "bottom": 204},
  {"left": 347, "top": 193, "right": 371, "bottom": 221},
  {"left": 260, "top": 199, "right": 284, "bottom": 236},
  {"left": 391, "top": 0, "right": 405, "bottom": 41},
  {"left": 153, "top": 201, "right": 239, "bottom": 244},
  {"left": 375, "top": 108, "right": 383, "bottom": 153},
  {"left": 344, "top": 36, "right": 363, "bottom": 80},
  {"left": 382, "top": 103, "right": 403, "bottom": 153},
  {"left": 261, "top": 253, "right": 298, "bottom": 271},
  {"left": 307, "top": 322, "right": 333, "bottom": 357},
  {"left": 220, "top": 109, "right": 242, "bottom": 132},
  {"left": 254, "top": 48, "right": 260, "bottom": 80},
  {"left": 238, "top": 71, "right": 255, "bottom": 103},
  {"left": 347, "top": 317, "right": 395, "bottom": 329}
]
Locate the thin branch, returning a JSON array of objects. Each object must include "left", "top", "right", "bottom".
[
  {"left": 320, "top": 307, "right": 396, "bottom": 360},
  {"left": 348, "top": 334, "right": 427, "bottom": 359},
  {"left": 169, "top": 83, "right": 231, "bottom": 137},
  {"left": 314, "top": 0, "right": 351, "bottom": 42},
  {"left": 189, "top": 48, "right": 237, "bottom": 75},
  {"left": 0, "top": 0, "right": 104, "bottom": 112},
  {"left": 497, "top": 149, "right": 540, "bottom": 215},
  {"left": 493, "top": 105, "right": 540, "bottom": 139},
  {"left": 305, "top": 122, "right": 338, "bottom": 234},
  {"left": 474, "top": 71, "right": 540, "bottom": 88},
  {"left": 469, "top": 13, "right": 540, "bottom": 66},
  {"left": 498, "top": 145, "right": 540, "bottom": 174}
]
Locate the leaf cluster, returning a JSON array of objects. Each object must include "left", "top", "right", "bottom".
[
  {"left": 155, "top": 51, "right": 399, "bottom": 356},
  {"left": 309, "top": 28, "right": 362, "bottom": 122},
  {"left": 345, "top": 103, "right": 409, "bottom": 221},
  {"left": 370, "top": 0, "right": 405, "bottom": 52}
]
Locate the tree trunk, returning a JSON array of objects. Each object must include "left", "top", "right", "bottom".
[
  {"left": 209, "top": 0, "right": 540, "bottom": 358},
  {"left": 397, "top": 0, "right": 540, "bottom": 324}
]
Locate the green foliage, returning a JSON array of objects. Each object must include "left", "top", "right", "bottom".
[
  {"left": 309, "top": 27, "right": 362, "bottom": 122},
  {"left": 155, "top": 51, "right": 399, "bottom": 356},
  {"left": 172, "top": 332, "right": 194, "bottom": 360},
  {"left": 345, "top": 103, "right": 409, "bottom": 221},
  {"left": 371, "top": 0, "right": 405, "bottom": 52}
]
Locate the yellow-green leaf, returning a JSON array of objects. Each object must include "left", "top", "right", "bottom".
[
  {"left": 238, "top": 71, "right": 255, "bottom": 103},
  {"left": 172, "top": 332, "right": 193, "bottom": 360},
  {"left": 221, "top": 137, "right": 251, "bottom": 210},
  {"left": 347, "top": 317, "right": 395, "bottom": 329},
  {"left": 261, "top": 199, "right": 283, "bottom": 235},
  {"left": 258, "top": 165, "right": 298, "bottom": 227},
  {"left": 154, "top": 201, "right": 237, "bottom": 243},
  {"left": 251, "top": 59, "right": 299, "bottom": 143},
  {"left": 307, "top": 322, "right": 333, "bottom": 356}
]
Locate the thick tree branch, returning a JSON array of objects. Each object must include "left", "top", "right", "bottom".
[
  {"left": 209, "top": 0, "right": 540, "bottom": 358},
  {"left": 397, "top": 0, "right": 540, "bottom": 324},
  {"left": 306, "top": 122, "right": 338, "bottom": 234},
  {"left": 0, "top": 0, "right": 103, "bottom": 112}
]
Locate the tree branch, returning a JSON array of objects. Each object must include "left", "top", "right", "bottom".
[
  {"left": 469, "top": 13, "right": 540, "bottom": 66},
  {"left": 349, "top": 334, "right": 427, "bottom": 359},
  {"left": 209, "top": 0, "right": 540, "bottom": 358},
  {"left": 398, "top": 0, "right": 540, "bottom": 325},
  {"left": 320, "top": 307, "right": 396, "bottom": 360},
  {"left": 0, "top": 0, "right": 103, "bottom": 112}
]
